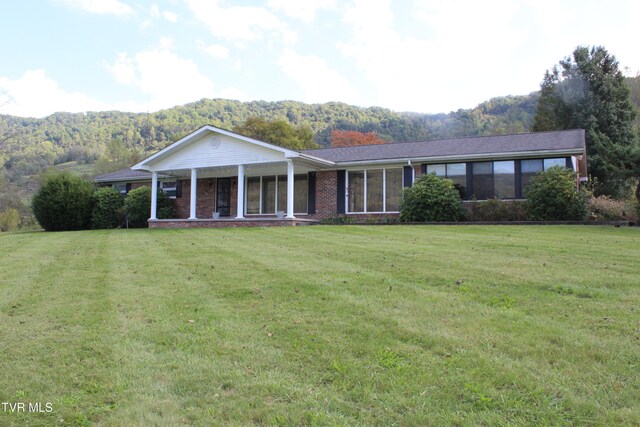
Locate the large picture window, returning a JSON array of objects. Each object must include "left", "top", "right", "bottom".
[
  {"left": 427, "top": 163, "right": 467, "bottom": 198},
  {"left": 347, "top": 168, "right": 403, "bottom": 213},
  {"left": 521, "top": 158, "right": 567, "bottom": 196},
  {"left": 472, "top": 162, "right": 494, "bottom": 200},
  {"left": 493, "top": 161, "right": 515, "bottom": 199},
  {"left": 245, "top": 174, "right": 308, "bottom": 215}
]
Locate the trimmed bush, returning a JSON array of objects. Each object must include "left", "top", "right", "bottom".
[
  {"left": 124, "top": 186, "right": 175, "bottom": 228},
  {"left": 0, "top": 208, "right": 20, "bottom": 232},
  {"left": 400, "top": 174, "right": 465, "bottom": 222},
  {"left": 32, "top": 172, "right": 94, "bottom": 231},
  {"left": 466, "top": 199, "right": 528, "bottom": 221},
  {"left": 524, "top": 167, "right": 588, "bottom": 220},
  {"left": 92, "top": 187, "right": 124, "bottom": 229}
]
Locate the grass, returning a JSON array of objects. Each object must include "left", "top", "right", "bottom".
[{"left": 0, "top": 225, "right": 639, "bottom": 426}]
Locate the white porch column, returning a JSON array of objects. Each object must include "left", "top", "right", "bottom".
[
  {"left": 150, "top": 171, "right": 158, "bottom": 220},
  {"left": 236, "top": 164, "right": 245, "bottom": 219},
  {"left": 189, "top": 168, "right": 198, "bottom": 219},
  {"left": 286, "top": 160, "right": 295, "bottom": 219}
]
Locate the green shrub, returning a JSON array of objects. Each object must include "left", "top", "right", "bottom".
[
  {"left": 467, "top": 199, "right": 528, "bottom": 221},
  {"left": 0, "top": 208, "right": 20, "bottom": 231},
  {"left": 524, "top": 167, "right": 588, "bottom": 221},
  {"left": 400, "top": 174, "right": 465, "bottom": 222},
  {"left": 92, "top": 187, "right": 124, "bottom": 229},
  {"left": 124, "top": 186, "right": 175, "bottom": 228},
  {"left": 32, "top": 172, "right": 94, "bottom": 231}
]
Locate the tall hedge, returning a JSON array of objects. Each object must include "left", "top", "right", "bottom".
[
  {"left": 124, "top": 186, "right": 175, "bottom": 228},
  {"left": 400, "top": 173, "right": 466, "bottom": 222},
  {"left": 524, "top": 167, "right": 588, "bottom": 220},
  {"left": 92, "top": 187, "right": 124, "bottom": 229},
  {"left": 32, "top": 172, "right": 94, "bottom": 231}
]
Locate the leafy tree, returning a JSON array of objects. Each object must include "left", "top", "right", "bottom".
[
  {"left": 524, "top": 167, "right": 588, "bottom": 220},
  {"left": 124, "top": 186, "right": 175, "bottom": 228},
  {"left": 330, "top": 130, "right": 388, "bottom": 147},
  {"left": 0, "top": 208, "right": 20, "bottom": 231},
  {"left": 91, "top": 187, "right": 124, "bottom": 229},
  {"left": 532, "top": 46, "right": 639, "bottom": 198},
  {"left": 400, "top": 174, "right": 466, "bottom": 222},
  {"left": 232, "top": 117, "right": 318, "bottom": 150},
  {"left": 31, "top": 172, "right": 94, "bottom": 231}
]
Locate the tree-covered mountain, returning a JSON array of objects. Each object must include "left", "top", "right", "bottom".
[{"left": 0, "top": 94, "right": 539, "bottom": 183}]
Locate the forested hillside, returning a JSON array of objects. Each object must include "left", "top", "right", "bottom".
[
  {"left": 0, "top": 95, "right": 537, "bottom": 181},
  {"left": 1, "top": 75, "right": 639, "bottom": 202}
]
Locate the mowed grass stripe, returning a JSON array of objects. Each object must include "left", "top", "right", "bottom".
[{"left": 0, "top": 226, "right": 638, "bottom": 425}]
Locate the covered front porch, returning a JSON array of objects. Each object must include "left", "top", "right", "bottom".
[{"left": 132, "top": 125, "right": 332, "bottom": 228}]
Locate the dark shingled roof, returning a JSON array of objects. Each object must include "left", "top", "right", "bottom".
[
  {"left": 94, "top": 168, "right": 152, "bottom": 182},
  {"left": 303, "top": 129, "right": 585, "bottom": 163}
]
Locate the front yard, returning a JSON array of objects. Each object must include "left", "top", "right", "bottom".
[{"left": 0, "top": 225, "right": 638, "bottom": 425}]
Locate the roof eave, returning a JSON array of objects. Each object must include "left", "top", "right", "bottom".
[{"left": 331, "top": 148, "right": 585, "bottom": 167}]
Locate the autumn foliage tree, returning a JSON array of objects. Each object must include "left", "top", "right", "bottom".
[{"left": 330, "top": 130, "right": 388, "bottom": 147}]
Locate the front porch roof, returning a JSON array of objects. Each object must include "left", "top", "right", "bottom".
[{"left": 132, "top": 125, "right": 333, "bottom": 173}]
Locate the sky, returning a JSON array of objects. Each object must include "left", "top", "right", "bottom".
[{"left": 0, "top": 0, "right": 638, "bottom": 118}]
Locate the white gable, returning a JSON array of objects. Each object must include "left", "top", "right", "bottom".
[{"left": 144, "top": 132, "right": 289, "bottom": 171}]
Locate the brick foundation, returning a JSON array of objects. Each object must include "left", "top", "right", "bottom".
[{"left": 149, "top": 218, "right": 318, "bottom": 228}]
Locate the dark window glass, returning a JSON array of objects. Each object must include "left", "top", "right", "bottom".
[
  {"left": 246, "top": 177, "right": 261, "bottom": 214},
  {"left": 262, "top": 176, "right": 276, "bottom": 214},
  {"left": 494, "top": 161, "right": 515, "bottom": 199},
  {"left": 521, "top": 159, "right": 543, "bottom": 197},
  {"left": 446, "top": 163, "right": 466, "bottom": 198},
  {"left": 385, "top": 168, "right": 402, "bottom": 212},
  {"left": 277, "top": 175, "right": 287, "bottom": 213},
  {"left": 366, "top": 169, "right": 384, "bottom": 212},
  {"left": 472, "top": 162, "right": 494, "bottom": 199},
  {"left": 348, "top": 171, "right": 365, "bottom": 212}
]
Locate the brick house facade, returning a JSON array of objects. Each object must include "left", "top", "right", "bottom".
[{"left": 95, "top": 125, "right": 588, "bottom": 227}]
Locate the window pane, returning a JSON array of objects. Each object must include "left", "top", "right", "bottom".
[
  {"left": 348, "top": 170, "right": 365, "bottom": 212},
  {"left": 262, "top": 176, "right": 276, "bottom": 214},
  {"left": 472, "top": 162, "right": 494, "bottom": 199},
  {"left": 246, "top": 177, "right": 260, "bottom": 214},
  {"left": 277, "top": 175, "right": 287, "bottom": 213},
  {"left": 544, "top": 158, "right": 565, "bottom": 170},
  {"left": 385, "top": 168, "right": 402, "bottom": 212},
  {"left": 426, "top": 164, "right": 446, "bottom": 176},
  {"left": 366, "top": 169, "right": 383, "bottom": 212},
  {"left": 446, "top": 163, "right": 466, "bottom": 198},
  {"left": 294, "top": 174, "right": 308, "bottom": 214},
  {"left": 493, "top": 161, "right": 515, "bottom": 199},
  {"left": 521, "top": 159, "right": 543, "bottom": 197}
]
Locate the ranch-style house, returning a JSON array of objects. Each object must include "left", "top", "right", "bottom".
[{"left": 95, "top": 126, "right": 588, "bottom": 227}]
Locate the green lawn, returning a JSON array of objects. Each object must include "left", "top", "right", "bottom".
[{"left": 1, "top": 225, "right": 639, "bottom": 426}]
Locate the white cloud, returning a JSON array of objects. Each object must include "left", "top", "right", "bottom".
[
  {"left": 162, "top": 10, "right": 178, "bottom": 22},
  {"left": 278, "top": 49, "right": 360, "bottom": 104},
  {"left": 186, "top": 0, "right": 296, "bottom": 44},
  {"left": 0, "top": 70, "right": 110, "bottom": 117},
  {"left": 105, "top": 38, "right": 216, "bottom": 111},
  {"left": 55, "top": 0, "right": 134, "bottom": 16},
  {"left": 197, "top": 40, "right": 229, "bottom": 59},
  {"left": 267, "top": 0, "right": 335, "bottom": 23},
  {"left": 337, "top": 0, "right": 532, "bottom": 112}
]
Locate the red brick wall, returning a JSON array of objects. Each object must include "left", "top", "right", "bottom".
[{"left": 309, "top": 170, "right": 337, "bottom": 219}]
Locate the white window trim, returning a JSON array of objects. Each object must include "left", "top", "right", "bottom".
[
  {"left": 244, "top": 174, "right": 308, "bottom": 216},
  {"left": 346, "top": 167, "right": 402, "bottom": 214}
]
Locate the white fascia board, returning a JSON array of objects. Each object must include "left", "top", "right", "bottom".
[
  {"left": 294, "top": 152, "right": 335, "bottom": 166},
  {"left": 132, "top": 125, "right": 300, "bottom": 170},
  {"left": 331, "top": 149, "right": 585, "bottom": 167}
]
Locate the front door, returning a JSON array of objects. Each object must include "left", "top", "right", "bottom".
[{"left": 216, "top": 178, "right": 231, "bottom": 217}]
